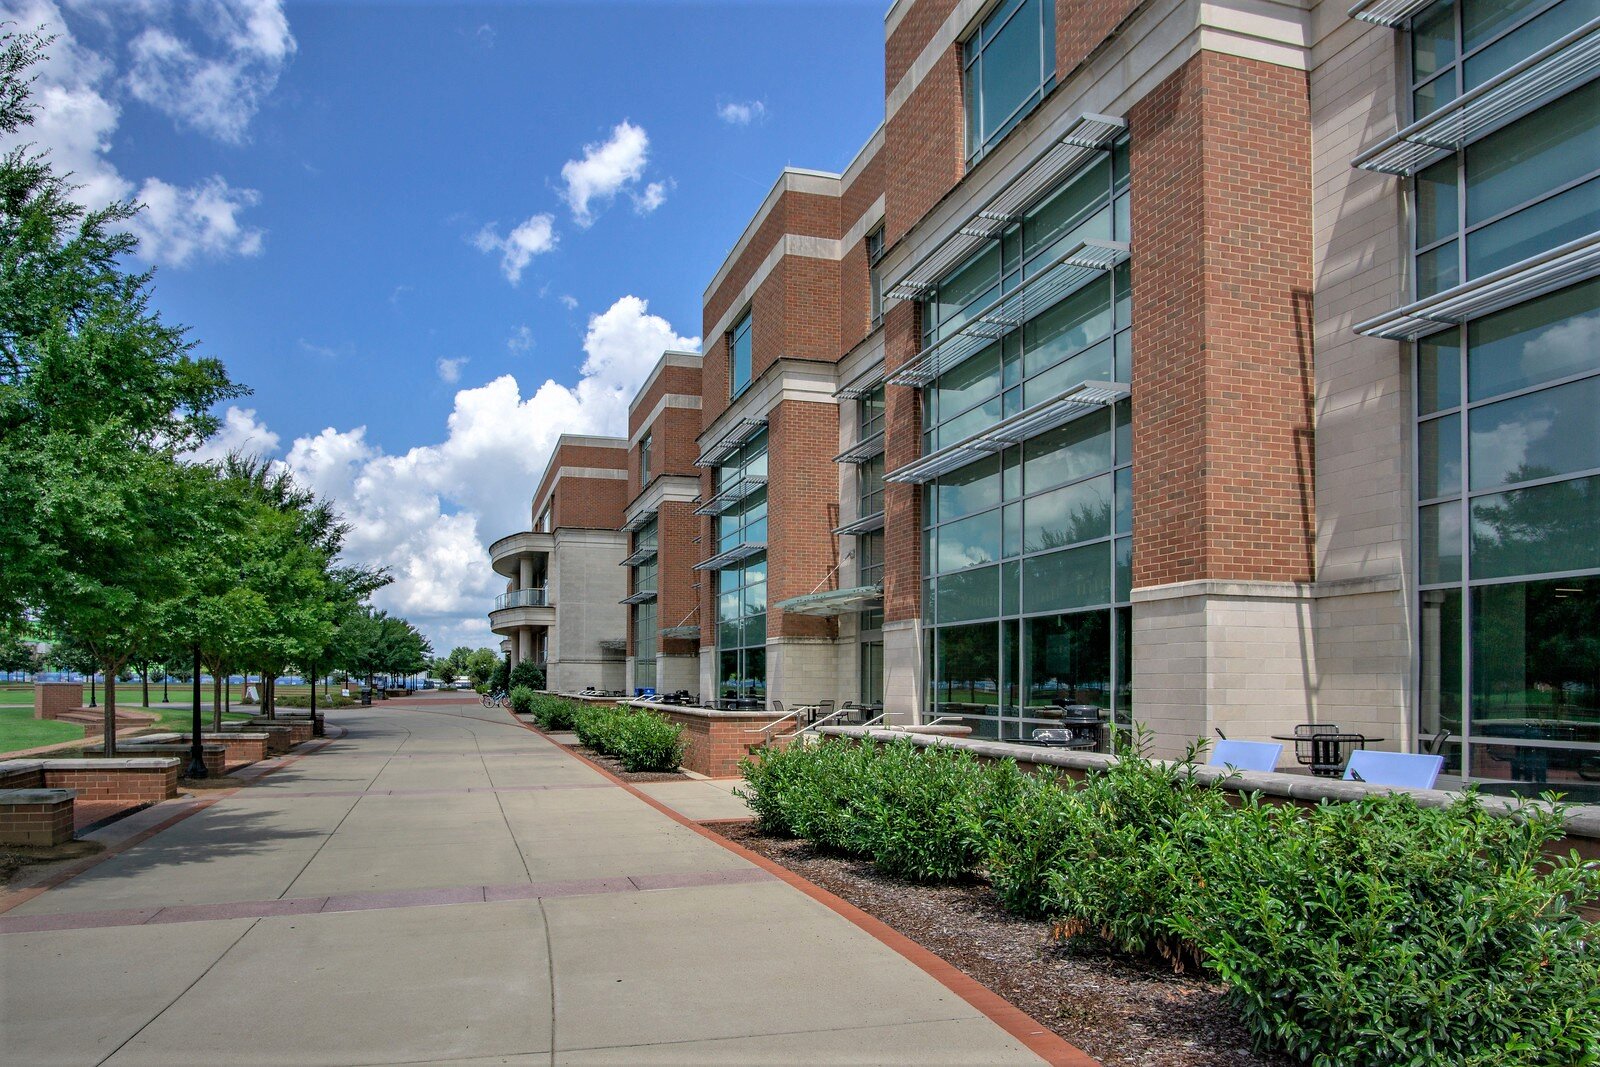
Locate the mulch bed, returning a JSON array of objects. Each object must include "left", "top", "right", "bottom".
[
  {"left": 569, "top": 744, "right": 686, "bottom": 783},
  {"left": 0, "top": 839, "right": 104, "bottom": 887},
  {"left": 714, "top": 823, "right": 1289, "bottom": 1067}
]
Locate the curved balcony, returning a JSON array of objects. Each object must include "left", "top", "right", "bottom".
[
  {"left": 489, "top": 586, "right": 555, "bottom": 635},
  {"left": 489, "top": 530, "right": 555, "bottom": 578}
]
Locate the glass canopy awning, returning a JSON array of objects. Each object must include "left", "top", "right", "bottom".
[
  {"left": 775, "top": 584, "right": 883, "bottom": 616},
  {"left": 885, "top": 112, "right": 1126, "bottom": 304},
  {"left": 1353, "top": 17, "right": 1600, "bottom": 176},
  {"left": 696, "top": 416, "right": 767, "bottom": 468},
  {"left": 660, "top": 625, "right": 700, "bottom": 640},
  {"left": 1356, "top": 231, "right": 1600, "bottom": 339},
  {"left": 886, "top": 381, "right": 1129, "bottom": 485},
  {"left": 888, "top": 239, "right": 1129, "bottom": 389}
]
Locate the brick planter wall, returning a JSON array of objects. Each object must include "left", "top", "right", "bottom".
[
  {"left": 94, "top": 743, "right": 225, "bottom": 779},
  {"left": 33, "top": 682, "right": 83, "bottom": 721},
  {"left": 248, "top": 717, "right": 313, "bottom": 746},
  {"left": 0, "top": 789, "right": 76, "bottom": 846},
  {"left": 0, "top": 758, "right": 182, "bottom": 803},
  {"left": 640, "top": 705, "right": 790, "bottom": 777},
  {"left": 224, "top": 722, "right": 294, "bottom": 755}
]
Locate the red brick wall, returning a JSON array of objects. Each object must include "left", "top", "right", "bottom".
[
  {"left": 657, "top": 500, "right": 702, "bottom": 657},
  {"left": 1056, "top": 0, "right": 1142, "bottom": 83},
  {"left": 103, "top": 744, "right": 226, "bottom": 778},
  {"left": 42, "top": 762, "right": 179, "bottom": 803},
  {"left": 767, "top": 401, "right": 842, "bottom": 640},
  {"left": 885, "top": 45, "right": 965, "bottom": 246},
  {"left": 34, "top": 682, "right": 82, "bottom": 721},
  {"left": 704, "top": 191, "right": 841, "bottom": 332},
  {"left": 532, "top": 442, "right": 629, "bottom": 531},
  {"left": 701, "top": 334, "right": 732, "bottom": 434},
  {"left": 1129, "top": 51, "right": 1316, "bottom": 587},
  {"left": 0, "top": 795, "right": 74, "bottom": 846},
  {"left": 882, "top": 299, "right": 926, "bottom": 622},
  {"left": 660, "top": 709, "right": 789, "bottom": 776},
  {"left": 887, "top": 0, "right": 960, "bottom": 89},
  {"left": 628, "top": 364, "right": 703, "bottom": 438}
]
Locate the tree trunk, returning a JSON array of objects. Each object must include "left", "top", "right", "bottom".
[
  {"left": 141, "top": 663, "right": 150, "bottom": 708},
  {"left": 103, "top": 663, "right": 118, "bottom": 757},
  {"left": 211, "top": 666, "right": 224, "bottom": 733}
]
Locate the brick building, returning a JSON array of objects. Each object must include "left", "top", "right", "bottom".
[
  {"left": 492, "top": 0, "right": 1600, "bottom": 795},
  {"left": 489, "top": 435, "right": 629, "bottom": 693}
]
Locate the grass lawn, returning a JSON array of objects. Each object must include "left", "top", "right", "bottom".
[{"left": 0, "top": 706, "right": 84, "bottom": 754}]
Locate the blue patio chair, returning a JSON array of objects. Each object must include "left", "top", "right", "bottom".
[
  {"left": 1343, "top": 750, "right": 1443, "bottom": 790},
  {"left": 1207, "top": 739, "right": 1282, "bottom": 773}
]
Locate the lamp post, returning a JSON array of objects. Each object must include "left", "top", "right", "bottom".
[
  {"left": 88, "top": 668, "right": 96, "bottom": 708},
  {"left": 186, "top": 644, "right": 207, "bottom": 779},
  {"left": 162, "top": 667, "right": 169, "bottom": 703}
]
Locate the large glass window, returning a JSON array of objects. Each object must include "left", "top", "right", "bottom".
[
  {"left": 1417, "top": 279, "right": 1600, "bottom": 797},
  {"left": 714, "top": 431, "right": 768, "bottom": 703},
  {"left": 1407, "top": 0, "right": 1599, "bottom": 121},
  {"left": 1409, "top": 17, "right": 1600, "bottom": 296},
  {"left": 638, "top": 430, "right": 652, "bottom": 484},
  {"left": 867, "top": 226, "right": 885, "bottom": 328},
  {"left": 963, "top": 0, "right": 1056, "bottom": 161},
  {"left": 634, "top": 600, "right": 657, "bottom": 692},
  {"left": 728, "top": 310, "right": 753, "bottom": 397}
]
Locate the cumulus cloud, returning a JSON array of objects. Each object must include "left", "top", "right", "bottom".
[
  {"left": 188, "top": 405, "right": 281, "bottom": 464},
  {"left": 270, "top": 295, "right": 699, "bottom": 650},
  {"left": 473, "top": 213, "right": 556, "bottom": 285},
  {"left": 717, "top": 99, "right": 766, "bottom": 126},
  {"left": 0, "top": 0, "right": 271, "bottom": 266},
  {"left": 632, "top": 179, "right": 670, "bottom": 216},
  {"left": 436, "top": 356, "right": 468, "bottom": 383},
  {"left": 124, "top": 0, "right": 295, "bottom": 144},
  {"left": 559, "top": 120, "right": 653, "bottom": 227}
]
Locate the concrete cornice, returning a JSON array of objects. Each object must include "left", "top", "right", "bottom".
[
  {"left": 555, "top": 433, "right": 627, "bottom": 450},
  {"left": 628, "top": 349, "right": 704, "bottom": 415},
  {"left": 628, "top": 395, "right": 702, "bottom": 448},
  {"left": 1130, "top": 574, "right": 1402, "bottom": 604},
  {"left": 703, "top": 169, "right": 843, "bottom": 305},
  {"left": 698, "top": 358, "right": 841, "bottom": 445},
  {"left": 842, "top": 124, "right": 886, "bottom": 189},
  {"left": 625, "top": 474, "right": 702, "bottom": 520}
]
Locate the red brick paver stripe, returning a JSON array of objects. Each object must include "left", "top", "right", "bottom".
[
  {"left": 0, "top": 869, "right": 777, "bottom": 934},
  {"left": 256, "top": 783, "right": 612, "bottom": 799}
]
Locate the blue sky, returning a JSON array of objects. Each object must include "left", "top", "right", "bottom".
[{"left": 5, "top": 0, "right": 885, "bottom": 652}]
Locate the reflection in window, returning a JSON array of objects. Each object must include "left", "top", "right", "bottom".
[
  {"left": 963, "top": 0, "right": 1055, "bottom": 161},
  {"left": 728, "top": 310, "right": 753, "bottom": 397}
]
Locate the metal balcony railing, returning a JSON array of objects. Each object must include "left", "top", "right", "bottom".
[{"left": 494, "top": 587, "right": 549, "bottom": 610}]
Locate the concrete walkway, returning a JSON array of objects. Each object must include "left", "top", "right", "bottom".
[{"left": 0, "top": 695, "right": 1062, "bottom": 1066}]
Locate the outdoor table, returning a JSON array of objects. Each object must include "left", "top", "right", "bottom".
[{"left": 1271, "top": 732, "right": 1385, "bottom": 777}]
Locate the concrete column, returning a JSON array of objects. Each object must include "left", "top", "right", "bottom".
[
  {"left": 520, "top": 556, "right": 534, "bottom": 594},
  {"left": 518, "top": 628, "right": 533, "bottom": 667}
]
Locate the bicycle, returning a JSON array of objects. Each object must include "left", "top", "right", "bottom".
[{"left": 480, "top": 690, "right": 510, "bottom": 709}]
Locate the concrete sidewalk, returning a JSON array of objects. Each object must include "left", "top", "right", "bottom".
[{"left": 0, "top": 695, "right": 1066, "bottom": 1065}]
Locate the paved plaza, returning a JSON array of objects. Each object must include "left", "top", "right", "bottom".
[{"left": 0, "top": 695, "right": 1062, "bottom": 1066}]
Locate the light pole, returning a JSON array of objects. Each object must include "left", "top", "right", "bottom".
[{"left": 186, "top": 644, "right": 207, "bottom": 779}]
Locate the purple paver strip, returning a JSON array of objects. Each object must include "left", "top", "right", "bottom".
[
  {"left": 0, "top": 866, "right": 769, "bottom": 934},
  {"left": 246, "top": 782, "right": 609, "bottom": 800},
  {"left": 628, "top": 869, "right": 776, "bottom": 892},
  {"left": 320, "top": 885, "right": 487, "bottom": 912}
]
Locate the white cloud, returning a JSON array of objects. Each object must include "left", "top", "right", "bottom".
[
  {"left": 507, "top": 325, "right": 534, "bottom": 353},
  {"left": 473, "top": 213, "right": 556, "bottom": 285},
  {"left": 0, "top": 0, "right": 271, "bottom": 266},
  {"left": 632, "top": 179, "right": 670, "bottom": 216},
  {"left": 124, "top": 0, "right": 295, "bottom": 144},
  {"left": 717, "top": 100, "right": 766, "bottom": 126},
  {"left": 436, "top": 356, "right": 468, "bottom": 384},
  {"left": 559, "top": 294, "right": 578, "bottom": 311},
  {"left": 559, "top": 120, "right": 651, "bottom": 227},
  {"left": 272, "top": 296, "right": 700, "bottom": 652},
  {"left": 188, "top": 405, "right": 281, "bottom": 464}
]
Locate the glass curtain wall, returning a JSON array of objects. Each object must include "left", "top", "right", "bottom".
[
  {"left": 634, "top": 600, "right": 657, "bottom": 692},
  {"left": 920, "top": 141, "right": 1133, "bottom": 741},
  {"left": 857, "top": 387, "right": 887, "bottom": 703},
  {"left": 963, "top": 0, "right": 1056, "bottom": 162},
  {"left": 715, "top": 431, "right": 769, "bottom": 702},
  {"left": 1410, "top": 0, "right": 1600, "bottom": 796}
]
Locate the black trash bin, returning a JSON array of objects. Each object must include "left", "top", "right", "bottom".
[{"left": 360, "top": 687, "right": 372, "bottom": 707}]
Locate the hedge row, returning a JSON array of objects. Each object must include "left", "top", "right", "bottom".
[
  {"left": 573, "top": 704, "right": 684, "bottom": 773},
  {"left": 525, "top": 693, "right": 579, "bottom": 731},
  {"left": 737, "top": 735, "right": 1600, "bottom": 1067}
]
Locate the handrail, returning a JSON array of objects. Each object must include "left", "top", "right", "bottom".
[
  {"left": 746, "top": 711, "right": 800, "bottom": 737},
  {"left": 780, "top": 708, "right": 850, "bottom": 741}
]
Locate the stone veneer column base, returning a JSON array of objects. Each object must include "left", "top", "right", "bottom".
[
  {"left": 765, "top": 637, "right": 847, "bottom": 713},
  {"left": 1131, "top": 578, "right": 1408, "bottom": 762},
  {"left": 882, "top": 619, "right": 923, "bottom": 726}
]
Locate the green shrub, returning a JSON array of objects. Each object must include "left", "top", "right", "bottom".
[
  {"left": 572, "top": 704, "right": 683, "bottom": 772},
  {"left": 856, "top": 740, "right": 987, "bottom": 882},
  {"left": 1042, "top": 735, "right": 1231, "bottom": 962},
  {"left": 777, "top": 738, "right": 882, "bottom": 856},
  {"left": 509, "top": 659, "right": 545, "bottom": 692},
  {"left": 485, "top": 659, "right": 509, "bottom": 695},
  {"left": 528, "top": 694, "right": 577, "bottom": 731},
  {"left": 980, "top": 764, "right": 1083, "bottom": 918},
  {"left": 1173, "top": 792, "right": 1600, "bottom": 1067},
  {"left": 508, "top": 686, "right": 536, "bottom": 714},
  {"left": 736, "top": 742, "right": 812, "bottom": 835}
]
